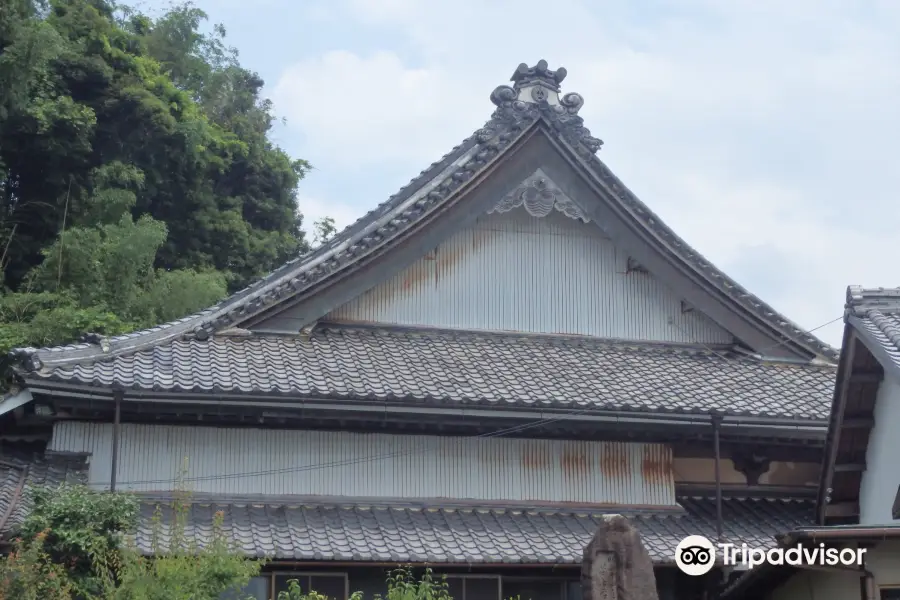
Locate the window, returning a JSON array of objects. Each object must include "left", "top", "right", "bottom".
[
  {"left": 882, "top": 588, "right": 900, "bottom": 600},
  {"left": 220, "top": 576, "right": 269, "bottom": 600},
  {"left": 502, "top": 578, "right": 566, "bottom": 600},
  {"left": 445, "top": 575, "right": 501, "bottom": 600},
  {"left": 565, "top": 582, "right": 582, "bottom": 600},
  {"left": 273, "top": 573, "right": 348, "bottom": 600}
]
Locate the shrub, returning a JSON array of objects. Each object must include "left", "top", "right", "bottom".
[{"left": 0, "top": 484, "right": 261, "bottom": 600}]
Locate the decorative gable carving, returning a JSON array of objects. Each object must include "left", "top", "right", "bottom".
[{"left": 490, "top": 168, "right": 590, "bottom": 222}]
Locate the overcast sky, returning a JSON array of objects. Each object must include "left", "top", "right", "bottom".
[{"left": 141, "top": 0, "right": 900, "bottom": 348}]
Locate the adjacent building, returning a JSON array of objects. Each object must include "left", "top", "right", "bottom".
[
  {"left": 725, "top": 287, "right": 900, "bottom": 600},
  {"left": 0, "top": 61, "right": 838, "bottom": 600}
]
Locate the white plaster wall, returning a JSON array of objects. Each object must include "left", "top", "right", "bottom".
[
  {"left": 767, "top": 541, "right": 900, "bottom": 599},
  {"left": 768, "top": 569, "right": 859, "bottom": 600},
  {"left": 868, "top": 541, "right": 900, "bottom": 592},
  {"left": 860, "top": 376, "right": 900, "bottom": 525}
]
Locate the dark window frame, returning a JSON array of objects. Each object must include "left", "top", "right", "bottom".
[
  {"left": 501, "top": 576, "right": 569, "bottom": 600},
  {"left": 443, "top": 574, "right": 502, "bottom": 600},
  {"left": 270, "top": 571, "right": 349, "bottom": 600}
]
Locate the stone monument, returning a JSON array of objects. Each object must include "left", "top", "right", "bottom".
[{"left": 581, "top": 514, "right": 659, "bottom": 600}]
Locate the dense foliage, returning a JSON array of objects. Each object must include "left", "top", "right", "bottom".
[{"left": 0, "top": 0, "right": 317, "bottom": 357}]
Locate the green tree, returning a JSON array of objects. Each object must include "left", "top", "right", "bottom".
[
  {"left": 312, "top": 217, "right": 337, "bottom": 246},
  {"left": 0, "top": 182, "right": 227, "bottom": 352},
  {"left": 0, "top": 0, "right": 320, "bottom": 362},
  {"left": 130, "top": 1, "right": 312, "bottom": 290}
]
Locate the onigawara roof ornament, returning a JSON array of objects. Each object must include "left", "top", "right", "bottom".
[
  {"left": 486, "top": 59, "right": 603, "bottom": 155},
  {"left": 511, "top": 59, "right": 567, "bottom": 101}
]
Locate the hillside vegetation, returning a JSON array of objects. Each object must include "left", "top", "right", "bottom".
[{"left": 0, "top": 0, "right": 316, "bottom": 356}]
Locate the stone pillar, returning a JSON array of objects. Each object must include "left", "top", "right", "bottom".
[{"left": 581, "top": 514, "right": 659, "bottom": 600}]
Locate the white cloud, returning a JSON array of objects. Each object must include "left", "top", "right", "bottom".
[
  {"left": 297, "top": 193, "right": 360, "bottom": 239},
  {"left": 273, "top": 51, "right": 489, "bottom": 167},
  {"left": 274, "top": 0, "right": 900, "bottom": 346}
]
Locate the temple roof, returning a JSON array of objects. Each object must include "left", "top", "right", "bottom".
[{"left": 10, "top": 60, "right": 837, "bottom": 382}]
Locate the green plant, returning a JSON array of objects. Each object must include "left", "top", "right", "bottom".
[
  {"left": 275, "top": 579, "right": 342, "bottom": 600},
  {"left": 0, "top": 529, "right": 75, "bottom": 600},
  {"left": 274, "top": 567, "right": 450, "bottom": 600},
  {"left": 378, "top": 567, "right": 452, "bottom": 600},
  {"left": 0, "top": 483, "right": 263, "bottom": 599}
]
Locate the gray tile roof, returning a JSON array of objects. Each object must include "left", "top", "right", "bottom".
[
  {"left": 133, "top": 495, "right": 814, "bottom": 565},
  {"left": 0, "top": 449, "right": 88, "bottom": 535},
  {"left": 30, "top": 325, "right": 836, "bottom": 419},
  {"left": 11, "top": 61, "right": 836, "bottom": 378},
  {"left": 845, "top": 286, "right": 900, "bottom": 374}
]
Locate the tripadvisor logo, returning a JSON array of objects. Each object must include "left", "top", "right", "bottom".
[
  {"left": 674, "top": 535, "right": 867, "bottom": 576},
  {"left": 675, "top": 536, "right": 717, "bottom": 576}
]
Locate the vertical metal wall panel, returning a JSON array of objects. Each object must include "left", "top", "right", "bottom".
[
  {"left": 324, "top": 209, "right": 731, "bottom": 345},
  {"left": 49, "top": 422, "right": 677, "bottom": 506}
]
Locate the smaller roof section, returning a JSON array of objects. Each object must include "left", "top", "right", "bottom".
[
  {"left": 0, "top": 448, "right": 88, "bottom": 538},
  {"left": 844, "top": 286, "right": 900, "bottom": 375},
  {"left": 131, "top": 494, "right": 813, "bottom": 565},
  {"left": 817, "top": 286, "right": 900, "bottom": 525}
]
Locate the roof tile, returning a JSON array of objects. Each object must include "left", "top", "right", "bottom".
[
  {"left": 134, "top": 496, "right": 814, "bottom": 565},
  {"left": 0, "top": 450, "right": 88, "bottom": 535},
  {"left": 845, "top": 286, "right": 900, "bottom": 373},
  {"left": 34, "top": 325, "right": 836, "bottom": 419}
]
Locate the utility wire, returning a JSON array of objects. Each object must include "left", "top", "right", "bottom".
[
  {"left": 667, "top": 315, "right": 842, "bottom": 391},
  {"left": 96, "top": 314, "right": 844, "bottom": 489},
  {"left": 97, "top": 402, "right": 629, "bottom": 487},
  {"left": 673, "top": 314, "right": 842, "bottom": 362}
]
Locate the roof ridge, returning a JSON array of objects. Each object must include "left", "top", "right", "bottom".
[
  {"left": 320, "top": 321, "right": 733, "bottom": 351},
  {"left": 43, "top": 322, "right": 836, "bottom": 374},
  {"left": 846, "top": 285, "right": 900, "bottom": 315},
  {"left": 320, "top": 324, "right": 836, "bottom": 372},
  {"left": 129, "top": 491, "right": 810, "bottom": 513}
]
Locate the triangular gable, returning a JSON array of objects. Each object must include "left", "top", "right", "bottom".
[
  {"left": 10, "top": 59, "right": 837, "bottom": 376},
  {"left": 304, "top": 180, "right": 735, "bottom": 346}
]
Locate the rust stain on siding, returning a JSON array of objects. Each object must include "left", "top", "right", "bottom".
[
  {"left": 400, "top": 256, "right": 433, "bottom": 291},
  {"left": 641, "top": 445, "right": 673, "bottom": 485},
  {"left": 561, "top": 444, "right": 591, "bottom": 477},
  {"left": 434, "top": 242, "right": 467, "bottom": 283},
  {"left": 600, "top": 443, "right": 630, "bottom": 481},
  {"left": 521, "top": 441, "right": 551, "bottom": 470},
  {"left": 471, "top": 224, "right": 497, "bottom": 252}
]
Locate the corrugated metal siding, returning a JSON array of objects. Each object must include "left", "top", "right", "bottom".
[
  {"left": 50, "top": 422, "right": 677, "bottom": 506},
  {"left": 324, "top": 209, "right": 731, "bottom": 344}
]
